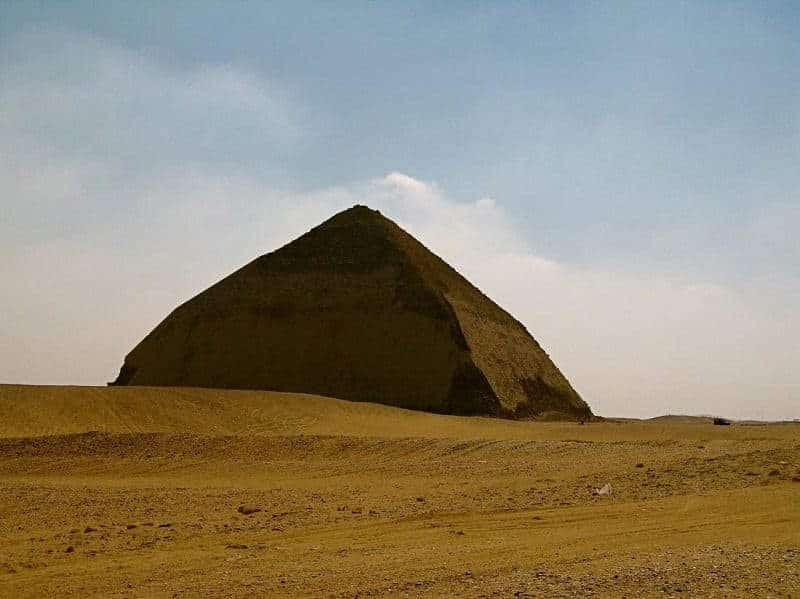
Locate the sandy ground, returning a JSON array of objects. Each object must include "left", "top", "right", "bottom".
[{"left": 0, "top": 384, "right": 798, "bottom": 597}]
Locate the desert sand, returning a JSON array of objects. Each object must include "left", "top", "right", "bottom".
[{"left": 0, "top": 384, "right": 797, "bottom": 597}]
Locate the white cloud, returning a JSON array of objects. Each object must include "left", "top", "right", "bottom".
[
  {"left": 380, "top": 172, "right": 436, "bottom": 196},
  {"left": 0, "top": 29, "right": 299, "bottom": 174}
]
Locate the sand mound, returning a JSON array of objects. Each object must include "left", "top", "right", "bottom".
[
  {"left": 2, "top": 385, "right": 776, "bottom": 444},
  {"left": 111, "top": 205, "right": 590, "bottom": 419},
  {"left": 0, "top": 383, "right": 452, "bottom": 438}
]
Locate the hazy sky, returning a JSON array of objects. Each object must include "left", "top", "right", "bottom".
[{"left": 1, "top": 2, "right": 798, "bottom": 419}]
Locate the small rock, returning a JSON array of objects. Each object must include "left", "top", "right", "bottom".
[
  {"left": 768, "top": 469, "right": 781, "bottom": 476},
  {"left": 125, "top": 524, "right": 137, "bottom": 530},
  {"left": 157, "top": 523, "right": 172, "bottom": 528},
  {"left": 416, "top": 496, "right": 426, "bottom": 502},
  {"left": 593, "top": 483, "right": 613, "bottom": 496},
  {"left": 792, "top": 476, "right": 800, "bottom": 483},
  {"left": 635, "top": 463, "right": 644, "bottom": 468},
  {"left": 237, "top": 504, "right": 262, "bottom": 515},
  {"left": 226, "top": 544, "right": 249, "bottom": 549},
  {"left": 83, "top": 526, "right": 97, "bottom": 534},
  {"left": 65, "top": 546, "right": 74, "bottom": 553}
]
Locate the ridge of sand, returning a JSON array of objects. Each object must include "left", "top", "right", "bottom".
[{"left": 1, "top": 384, "right": 784, "bottom": 441}]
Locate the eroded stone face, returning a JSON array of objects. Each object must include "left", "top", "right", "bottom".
[{"left": 113, "top": 205, "right": 591, "bottom": 419}]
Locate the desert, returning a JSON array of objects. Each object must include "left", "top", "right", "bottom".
[
  {"left": 4, "top": 4, "right": 799, "bottom": 597},
  {"left": 0, "top": 384, "right": 797, "bottom": 597}
]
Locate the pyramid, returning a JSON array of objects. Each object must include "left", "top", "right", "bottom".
[{"left": 112, "top": 205, "right": 592, "bottom": 419}]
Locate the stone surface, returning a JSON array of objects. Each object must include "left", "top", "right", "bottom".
[
  {"left": 237, "top": 504, "right": 261, "bottom": 516},
  {"left": 112, "top": 205, "right": 591, "bottom": 419}
]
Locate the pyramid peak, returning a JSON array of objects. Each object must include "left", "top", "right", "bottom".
[
  {"left": 347, "top": 203, "right": 378, "bottom": 213},
  {"left": 330, "top": 204, "right": 384, "bottom": 221}
]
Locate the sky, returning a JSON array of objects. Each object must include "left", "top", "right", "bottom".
[{"left": 1, "top": 2, "right": 798, "bottom": 419}]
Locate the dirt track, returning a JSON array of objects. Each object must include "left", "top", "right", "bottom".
[{"left": 0, "top": 385, "right": 797, "bottom": 597}]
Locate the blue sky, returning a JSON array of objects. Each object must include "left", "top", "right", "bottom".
[{"left": 1, "top": 2, "right": 798, "bottom": 418}]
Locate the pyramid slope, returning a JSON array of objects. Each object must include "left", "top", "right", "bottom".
[
  {"left": 371, "top": 208, "right": 588, "bottom": 417},
  {"left": 113, "top": 206, "right": 591, "bottom": 419}
]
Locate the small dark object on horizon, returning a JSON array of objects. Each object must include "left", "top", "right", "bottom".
[{"left": 713, "top": 417, "right": 731, "bottom": 426}]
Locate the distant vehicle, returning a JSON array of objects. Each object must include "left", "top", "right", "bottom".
[{"left": 713, "top": 417, "right": 732, "bottom": 426}]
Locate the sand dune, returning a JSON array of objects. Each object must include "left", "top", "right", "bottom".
[{"left": 0, "top": 384, "right": 780, "bottom": 441}]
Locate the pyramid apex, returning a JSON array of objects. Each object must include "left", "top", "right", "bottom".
[
  {"left": 338, "top": 204, "right": 382, "bottom": 217},
  {"left": 320, "top": 204, "right": 388, "bottom": 230}
]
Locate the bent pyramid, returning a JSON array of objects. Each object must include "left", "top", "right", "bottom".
[{"left": 112, "top": 205, "right": 591, "bottom": 419}]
